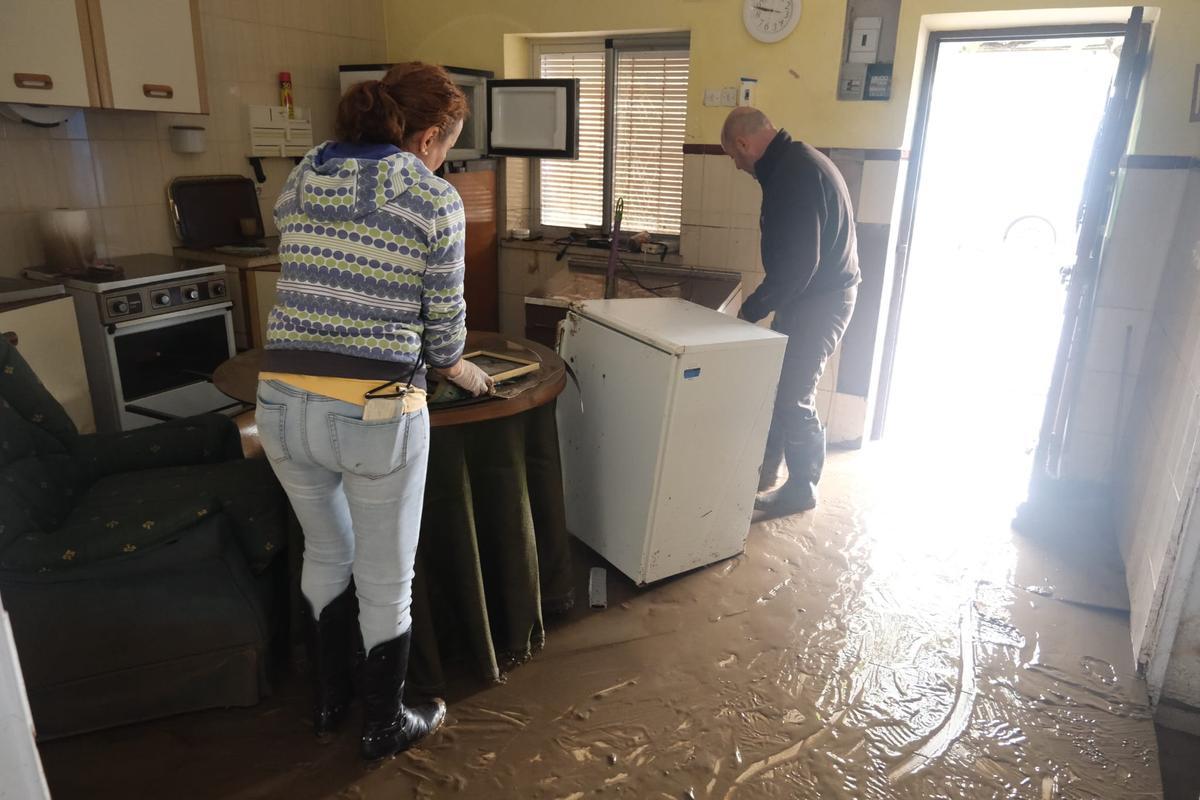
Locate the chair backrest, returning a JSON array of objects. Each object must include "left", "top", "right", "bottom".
[{"left": 0, "top": 338, "right": 81, "bottom": 543}]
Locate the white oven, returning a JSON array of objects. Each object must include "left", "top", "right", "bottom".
[
  {"left": 29, "top": 255, "right": 245, "bottom": 432},
  {"left": 100, "top": 304, "right": 239, "bottom": 431}
]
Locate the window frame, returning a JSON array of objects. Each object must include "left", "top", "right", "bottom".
[{"left": 531, "top": 34, "right": 691, "bottom": 242}]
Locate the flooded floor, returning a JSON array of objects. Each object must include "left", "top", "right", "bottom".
[{"left": 39, "top": 448, "right": 1163, "bottom": 799}]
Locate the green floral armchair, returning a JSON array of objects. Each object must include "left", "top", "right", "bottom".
[{"left": 0, "top": 338, "right": 289, "bottom": 738}]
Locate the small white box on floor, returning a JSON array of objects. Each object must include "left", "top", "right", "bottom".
[{"left": 557, "top": 298, "right": 788, "bottom": 585}]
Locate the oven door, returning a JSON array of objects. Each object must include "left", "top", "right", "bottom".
[{"left": 105, "top": 303, "right": 242, "bottom": 430}]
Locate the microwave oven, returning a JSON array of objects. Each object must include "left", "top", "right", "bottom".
[{"left": 338, "top": 65, "right": 579, "bottom": 162}]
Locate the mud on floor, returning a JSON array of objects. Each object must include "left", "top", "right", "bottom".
[{"left": 40, "top": 451, "right": 1163, "bottom": 799}]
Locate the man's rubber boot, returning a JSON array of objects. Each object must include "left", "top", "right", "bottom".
[{"left": 755, "top": 418, "right": 825, "bottom": 519}]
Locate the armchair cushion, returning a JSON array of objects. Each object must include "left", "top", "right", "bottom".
[
  {"left": 0, "top": 497, "right": 223, "bottom": 572},
  {"left": 0, "top": 338, "right": 78, "bottom": 451},
  {"left": 74, "top": 414, "right": 243, "bottom": 482}
]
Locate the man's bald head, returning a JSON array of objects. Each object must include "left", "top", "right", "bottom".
[{"left": 721, "top": 107, "right": 777, "bottom": 175}]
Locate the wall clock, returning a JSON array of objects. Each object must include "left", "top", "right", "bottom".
[{"left": 743, "top": 0, "right": 802, "bottom": 44}]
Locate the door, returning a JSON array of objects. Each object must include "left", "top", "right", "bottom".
[
  {"left": 873, "top": 14, "right": 1146, "bottom": 507},
  {"left": 0, "top": 0, "right": 97, "bottom": 107},
  {"left": 90, "top": 0, "right": 207, "bottom": 113}
]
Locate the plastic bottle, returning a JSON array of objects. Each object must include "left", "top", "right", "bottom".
[{"left": 279, "top": 72, "right": 294, "bottom": 118}]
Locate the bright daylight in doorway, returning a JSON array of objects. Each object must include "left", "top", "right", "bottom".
[{"left": 884, "top": 36, "right": 1121, "bottom": 508}]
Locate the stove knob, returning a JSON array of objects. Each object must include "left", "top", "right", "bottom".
[
  {"left": 210, "top": 281, "right": 226, "bottom": 296},
  {"left": 155, "top": 292, "right": 171, "bottom": 306},
  {"left": 112, "top": 300, "right": 129, "bottom": 315},
  {"left": 185, "top": 288, "right": 199, "bottom": 301}
]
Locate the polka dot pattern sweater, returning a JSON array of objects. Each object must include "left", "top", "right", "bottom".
[{"left": 261, "top": 141, "right": 467, "bottom": 386}]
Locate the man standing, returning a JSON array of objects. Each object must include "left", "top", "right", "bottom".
[{"left": 722, "top": 107, "right": 860, "bottom": 517}]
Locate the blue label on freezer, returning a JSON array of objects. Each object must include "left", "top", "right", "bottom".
[{"left": 683, "top": 368, "right": 701, "bottom": 380}]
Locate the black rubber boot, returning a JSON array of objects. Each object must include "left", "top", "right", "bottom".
[
  {"left": 755, "top": 417, "right": 825, "bottom": 519},
  {"left": 305, "top": 585, "right": 357, "bottom": 736},
  {"left": 361, "top": 630, "right": 447, "bottom": 761}
]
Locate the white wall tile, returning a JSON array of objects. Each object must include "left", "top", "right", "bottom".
[
  {"left": 697, "top": 226, "right": 730, "bottom": 270},
  {"left": 728, "top": 228, "right": 759, "bottom": 272},
  {"left": 48, "top": 111, "right": 90, "bottom": 141},
  {"left": 1071, "top": 369, "right": 1123, "bottom": 434},
  {"left": 857, "top": 159, "right": 900, "bottom": 225},
  {"left": 682, "top": 154, "right": 703, "bottom": 217},
  {"left": 1096, "top": 168, "right": 1189, "bottom": 311},
  {"left": 816, "top": 388, "right": 834, "bottom": 423},
  {"left": 92, "top": 141, "right": 136, "bottom": 207},
  {"left": 701, "top": 155, "right": 732, "bottom": 216},
  {"left": 1085, "top": 306, "right": 1152, "bottom": 375},
  {"left": 128, "top": 141, "right": 167, "bottom": 206},
  {"left": 100, "top": 207, "right": 142, "bottom": 257},
  {"left": 730, "top": 168, "right": 761, "bottom": 214},
  {"left": 10, "top": 140, "right": 59, "bottom": 211},
  {"left": 679, "top": 224, "right": 700, "bottom": 264},
  {"left": 828, "top": 391, "right": 867, "bottom": 446},
  {"left": 137, "top": 204, "right": 174, "bottom": 255},
  {"left": 50, "top": 141, "right": 99, "bottom": 210},
  {"left": 1062, "top": 430, "right": 1113, "bottom": 483}
]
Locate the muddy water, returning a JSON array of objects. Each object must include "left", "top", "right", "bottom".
[{"left": 39, "top": 450, "right": 1162, "bottom": 799}]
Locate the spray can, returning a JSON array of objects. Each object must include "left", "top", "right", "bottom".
[{"left": 278, "top": 71, "right": 294, "bottom": 118}]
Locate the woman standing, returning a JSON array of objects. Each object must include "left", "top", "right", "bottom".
[{"left": 255, "top": 62, "right": 493, "bottom": 760}]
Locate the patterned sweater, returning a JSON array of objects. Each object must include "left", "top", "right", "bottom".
[{"left": 262, "top": 141, "right": 467, "bottom": 387}]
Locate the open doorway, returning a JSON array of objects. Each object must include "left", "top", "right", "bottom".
[{"left": 879, "top": 29, "right": 1122, "bottom": 507}]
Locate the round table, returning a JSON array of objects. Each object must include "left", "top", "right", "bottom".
[
  {"left": 213, "top": 332, "right": 574, "bottom": 690},
  {"left": 212, "top": 331, "right": 567, "bottom": 426}
]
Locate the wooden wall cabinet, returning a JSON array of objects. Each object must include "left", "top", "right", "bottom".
[
  {"left": 0, "top": 0, "right": 206, "bottom": 114},
  {"left": 0, "top": 0, "right": 99, "bottom": 108}
]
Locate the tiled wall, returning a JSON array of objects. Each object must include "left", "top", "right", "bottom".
[
  {"left": 0, "top": 0, "right": 385, "bottom": 278},
  {"left": 1107, "top": 167, "right": 1200, "bottom": 695},
  {"left": 1059, "top": 167, "right": 1192, "bottom": 483}
]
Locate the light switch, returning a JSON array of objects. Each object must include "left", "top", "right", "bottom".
[
  {"left": 719, "top": 87, "right": 738, "bottom": 107},
  {"left": 704, "top": 89, "right": 721, "bottom": 106}
]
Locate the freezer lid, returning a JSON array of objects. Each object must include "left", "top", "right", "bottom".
[{"left": 570, "top": 298, "right": 786, "bottom": 354}]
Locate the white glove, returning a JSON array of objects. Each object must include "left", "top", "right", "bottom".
[{"left": 438, "top": 359, "right": 495, "bottom": 397}]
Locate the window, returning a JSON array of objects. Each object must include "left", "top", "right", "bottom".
[{"left": 536, "top": 39, "right": 690, "bottom": 236}]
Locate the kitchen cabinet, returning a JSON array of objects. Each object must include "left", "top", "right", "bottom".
[
  {"left": 0, "top": 296, "right": 95, "bottom": 434},
  {"left": 0, "top": 0, "right": 99, "bottom": 108},
  {"left": 89, "top": 0, "right": 207, "bottom": 113},
  {"left": 445, "top": 165, "right": 499, "bottom": 332},
  {"left": 0, "top": 0, "right": 206, "bottom": 114}
]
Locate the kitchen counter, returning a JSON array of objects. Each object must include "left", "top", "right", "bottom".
[
  {"left": 526, "top": 262, "right": 741, "bottom": 311},
  {"left": 522, "top": 262, "right": 742, "bottom": 347},
  {"left": 173, "top": 237, "right": 281, "bottom": 270}
]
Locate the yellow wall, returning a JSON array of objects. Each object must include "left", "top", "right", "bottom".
[{"left": 385, "top": 1, "right": 1199, "bottom": 156}]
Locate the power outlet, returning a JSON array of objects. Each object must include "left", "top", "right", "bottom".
[{"left": 720, "top": 87, "right": 738, "bottom": 107}]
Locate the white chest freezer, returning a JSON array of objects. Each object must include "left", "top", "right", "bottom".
[{"left": 557, "top": 298, "right": 788, "bottom": 585}]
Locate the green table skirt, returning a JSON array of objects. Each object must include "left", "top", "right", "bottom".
[{"left": 407, "top": 401, "right": 574, "bottom": 691}]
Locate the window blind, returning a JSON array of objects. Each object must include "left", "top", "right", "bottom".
[
  {"left": 612, "top": 50, "right": 689, "bottom": 235},
  {"left": 538, "top": 51, "right": 606, "bottom": 229}
]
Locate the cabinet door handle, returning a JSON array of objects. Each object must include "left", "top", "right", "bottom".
[
  {"left": 143, "top": 83, "right": 174, "bottom": 99},
  {"left": 14, "top": 73, "right": 53, "bottom": 90}
]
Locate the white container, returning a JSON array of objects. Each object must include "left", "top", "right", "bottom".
[
  {"left": 557, "top": 298, "right": 788, "bottom": 585},
  {"left": 169, "top": 124, "right": 206, "bottom": 153}
]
